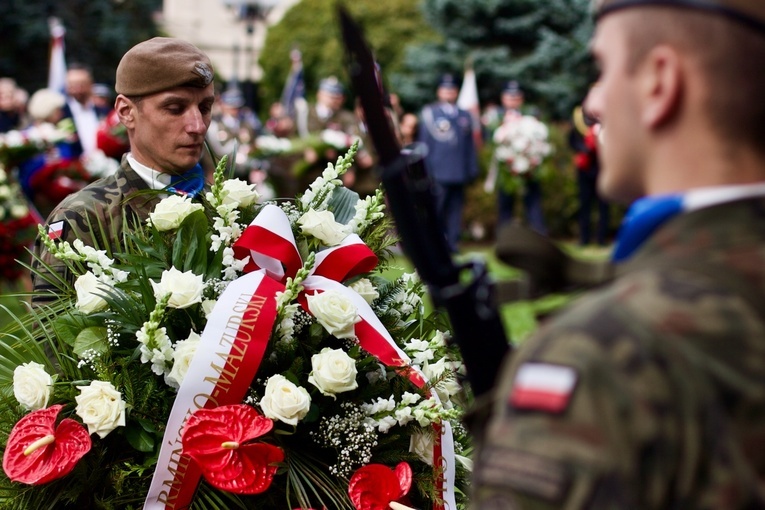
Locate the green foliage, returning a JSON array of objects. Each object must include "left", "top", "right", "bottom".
[
  {"left": 258, "top": 0, "right": 438, "bottom": 112},
  {"left": 393, "top": 0, "right": 597, "bottom": 119},
  {"left": 0, "top": 0, "right": 162, "bottom": 94}
]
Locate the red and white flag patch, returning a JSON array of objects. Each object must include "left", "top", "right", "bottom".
[
  {"left": 509, "top": 363, "right": 578, "bottom": 414},
  {"left": 47, "top": 220, "right": 65, "bottom": 240}
]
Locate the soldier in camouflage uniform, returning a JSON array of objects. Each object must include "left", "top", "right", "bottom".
[
  {"left": 32, "top": 37, "right": 215, "bottom": 302},
  {"left": 469, "top": 1, "right": 765, "bottom": 508}
]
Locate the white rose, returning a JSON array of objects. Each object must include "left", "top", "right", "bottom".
[
  {"left": 151, "top": 267, "right": 204, "bottom": 309},
  {"left": 260, "top": 374, "right": 311, "bottom": 426},
  {"left": 222, "top": 178, "right": 260, "bottom": 207},
  {"left": 165, "top": 332, "right": 201, "bottom": 389},
  {"left": 148, "top": 195, "right": 204, "bottom": 231},
  {"left": 13, "top": 362, "right": 52, "bottom": 410},
  {"left": 409, "top": 431, "right": 435, "bottom": 465},
  {"left": 297, "top": 209, "right": 349, "bottom": 246},
  {"left": 349, "top": 278, "right": 379, "bottom": 305},
  {"left": 74, "top": 271, "right": 109, "bottom": 314},
  {"left": 75, "top": 380, "right": 127, "bottom": 438},
  {"left": 306, "top": 290, "right": 360, "bottom": 339},
  {"left": 307, "top": 348, "right": 358, "bottom": 398},
  {"left": 202, "top": 299, "right": 217, "bottom": 318}
]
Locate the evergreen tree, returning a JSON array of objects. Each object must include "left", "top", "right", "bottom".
[{"left": 393, "top": 0, "right": 596, "bottom": 119}]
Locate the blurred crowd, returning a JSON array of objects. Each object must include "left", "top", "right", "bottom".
[{"left": 0, "top": 57, "right": 610, "bottom": 290}]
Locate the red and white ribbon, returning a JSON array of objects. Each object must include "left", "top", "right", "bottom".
[{"left": 145, "top": 204, "right": 457, "bottom": 509}]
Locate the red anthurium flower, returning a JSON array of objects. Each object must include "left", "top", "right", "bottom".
[
  {"left": 348, "top": 462, "right": 413, "bottom": 510},
  {"left": 2, "top": 404, "right": 91, "bottom": 485},
  {"left": 181, "top": 404, "right": 284, "bottom": 494}
]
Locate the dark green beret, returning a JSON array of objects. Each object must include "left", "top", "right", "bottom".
[
  {"left": 115, "top": 37, "right": 214, "bottom": 97},
  {"left": 593, "top": 0, "right": 765, "bottom": 32}
]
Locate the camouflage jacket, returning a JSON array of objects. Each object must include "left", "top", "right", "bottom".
[
  {"left": 32, "top": 156, "right": 161, "bottom": 302},
  {"left": 469, "top": 198, "right": 765, "bottom": 509}
]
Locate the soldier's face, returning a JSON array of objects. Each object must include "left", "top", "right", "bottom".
[
  {"left": 121, "top": 85, "right": 215, "bottom": 175},
  {"left": 587, "top": 14, "right": 647, "bottom": 203}
]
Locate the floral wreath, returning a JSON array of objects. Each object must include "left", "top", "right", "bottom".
[{"left": 0, "top": 142, "right": 472, "bottom": 509}]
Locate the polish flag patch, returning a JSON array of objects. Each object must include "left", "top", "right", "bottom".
[
  {"left": 509, "top": 363, "right": 578, "bottom": 414},
  {"left": 47, "top": 221, "right": 65, "bottom": 240}
]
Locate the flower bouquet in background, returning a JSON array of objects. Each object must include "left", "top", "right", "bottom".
[
  {"left": 0, "top": 122, "right": 72, "bottom": 170},
  {"left": 0, "top": 142, "right": 472, "bottom": 509},
  {"left": 488, "top": 112, "right": 552, "bottom": 194},
  {"left": 0, "top": 163, "right": 40, "bottom": 285}
]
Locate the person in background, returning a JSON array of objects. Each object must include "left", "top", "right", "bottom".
[
  {"left": 18, "top": 88, "right": 90, "bottom": 219},
  {"left": 0, "top": 78, "right": 24, "bottom": 133},
  {"left": 33, "top": 38, "right": 216, "bottom": 302},
  {"left": 569, "top": 97, "right": 610, "bottom": 245},
  {"left": 418, "top": 74, "right": 479, "bottom": 253},
  {"left": 489, "top": 81, "right": 548, "bottom": 235},
  {"left": 469, "top": 1, "right": 765, "bottom": 508},
  {"left": 296, "top": 76, "right": 361, "bottom": 190},
  {"left": 398, "top": 112, "right": 419, "bottom": 148},
  {"left": 63, "top": 63, "right": 111, "bottom": 158}
]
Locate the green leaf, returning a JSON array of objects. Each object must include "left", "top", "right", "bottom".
[
  {"left": 328, "top": 186, "right": 360, "bottom": 225},
  {"left": 52, "top": 313, "right": 89, "bottom": 348},
  {"left": 73, "top": 327, "right": 108, "bottom": 357},
  {"left": 125, "top": 424, "right": 156, "bottom": 452},
  {"left": 172, "top": 209, "right": 209, "bottom": 274}
]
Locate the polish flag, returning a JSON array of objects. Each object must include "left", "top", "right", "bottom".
[
  {"left": 509, "top": 363, "right": 578, "bottom": 414},
  {"left": 47, "top": 18, "right": 67, "bottom": 94},
  {"left": 47, "top": 220, "right": 65, "bottom": 240}
]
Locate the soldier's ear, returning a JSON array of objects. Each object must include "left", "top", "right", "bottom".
[{"left": 115, "top": 95, "right": 136, "bottom": 128}]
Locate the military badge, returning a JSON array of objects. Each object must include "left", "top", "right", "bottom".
[{"left": 193, "top": 62, "right": 214, "bottom": 85}]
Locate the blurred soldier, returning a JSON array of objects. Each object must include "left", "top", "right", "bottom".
[
  {"left": 418, "top": 74, "right": 479, "bottom": 253},
  {"left": 470, "top": 1, "right": 765, "bottom": 508},
  {"left": 296, "top": 76, "right": 361, "bottom": 190},
  {"left": 33, "top": 38, "right": 215, "bottom": 302}
]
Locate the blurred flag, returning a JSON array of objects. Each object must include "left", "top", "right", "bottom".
[
  {"left": 457, "top": 59, "right": 482, "bottom": 149},
  {"left": 47, "top": 17, "right": 67, "bottom": 94},
  {"left": 280, "top": 48, "right": 305, "bottom": 118}
]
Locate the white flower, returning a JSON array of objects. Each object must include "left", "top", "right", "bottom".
[
  {"left": 75, "top": 380, "right": 127, "bottom": 438},
  {"left": 13, "top": 362, "right": 52, "bottom": 410},
  {"left": 409, "top": 431, "right": 434, "bottom": 465},
  {"left": 151, "top": 267, "right": 204, "bottom": 309},
  {"left": 349, "top": 278, "right": 379, "bottom": 305},
  {"left": 148, "top": 194, "right": 203, "bottom": 231},
  {"left": 74, "top": 271, "right": 109, "bottom": 314},
  {"left": 306, "top": 290, "right": 360, "bottom": 339},
  {"left": 165, "top": 331, "right": 201, "bottom": 389},
  {"left": 221, "top": 178, "right": 260, "bottom": 207},
  {"left": 297, "top": 209, "right": 349, "bottom": 246},
  {"left": 10, "top": 203, "right": 28, "bottom": 218},
  {"left": 260, "top": 374, "right": 311, "bottom": 426},
  {"left": 307, "top": 348, "right": 358, "bottom": 398},
  {"left": 202, "top": 299, "right": 217, "bottom": 318}
]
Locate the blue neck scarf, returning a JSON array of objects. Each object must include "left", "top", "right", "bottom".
[
  {"left": 168, "top": 164, "right": 206, "bottom": 198},
  {"left": 612, "top": 194, "right": 684, "bottom": 262}
]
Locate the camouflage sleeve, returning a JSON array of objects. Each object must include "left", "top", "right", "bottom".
[
  {"left": 31, "top": 206, "right": 100, "bottom": 305},
  {"left": 469, "top": 266, "right": 763, "bottom": 510}
]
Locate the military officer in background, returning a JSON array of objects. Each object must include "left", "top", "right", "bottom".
[
  {"left": 33, "top": 38, "right": 215, "bottom": 302},
  {"left": 469, "top": 0, "right": 765, "bottom": 508},
  {"left": 418, "top": 74, "right": 479, "bottom": 253}
]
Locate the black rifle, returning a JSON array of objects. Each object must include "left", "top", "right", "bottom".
[{"left": 339, "top": 7, "right": 510, "bottom": 397}]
